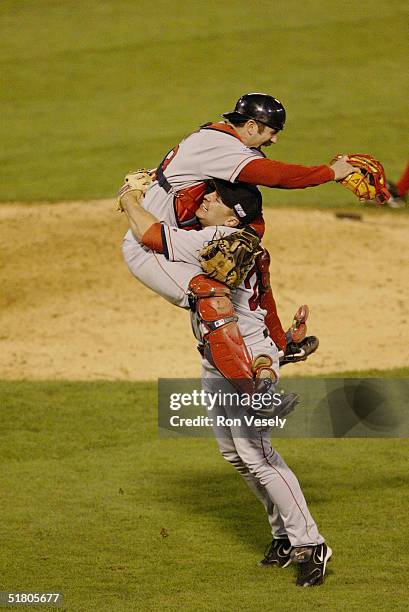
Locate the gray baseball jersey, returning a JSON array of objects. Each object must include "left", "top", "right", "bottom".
[{"left": 142, "top": 123, "right": 264, "bottom": 225}]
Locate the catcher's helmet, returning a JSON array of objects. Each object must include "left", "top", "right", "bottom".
[{"left": 222, "top": 93, "right": 286, "bottom": 131}]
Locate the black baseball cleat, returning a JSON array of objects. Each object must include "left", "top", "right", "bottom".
[
  {"left": 279, "top": 336, "right": 319, "bottom": 366},
  {"left": 258, "top": 538, "right": 293, "bottom": 568},
  {"left": 291, "top": 543, "right": 332, "bottom": 587}
]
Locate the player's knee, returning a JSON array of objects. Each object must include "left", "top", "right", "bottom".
[
  {"left": 188, "top": 274, "right": 229, "bottom": 298},
  {"left": 172, "top": 291, "right": 190, "bottom": 308},
  {"left": 234, "top": 445, "right": 274, "bottom": 474},
  {"left": 188, "top": 275, "right": 230, "bottom": 311},
  {"left": 188, "top": 274, "right": 234, "bottom": 319}
]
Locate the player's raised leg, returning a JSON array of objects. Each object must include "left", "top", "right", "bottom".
[{"left": 122, "top": 229, "right": 197, "bottom": 307}]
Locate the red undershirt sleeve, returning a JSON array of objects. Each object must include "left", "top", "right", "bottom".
[
  {"left": 141, "top": 222, "right": 165, "bottom": 253},
  {"left": 238, "top": 157, "right": 334, "bottom": 189},
  {"left": 249, "top": 214, "right": 265, "bottom": 238}
]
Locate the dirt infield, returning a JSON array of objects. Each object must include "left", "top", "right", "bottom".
[{"left": 1, "top": 200, "right": 408, "bottom": 380}]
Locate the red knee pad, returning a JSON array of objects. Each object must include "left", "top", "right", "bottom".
[{"left": 189, "top": 275, "right": 254, "bottom": 392}]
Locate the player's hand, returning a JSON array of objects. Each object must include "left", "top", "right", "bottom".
[
  {"left": 330, "top": 155, "right": 356, "bottom": 181},
  {"left": 117, "top": 186, "right": 142, "bottom": 213},
  {"left": 116, "top": 168, "right": 153, "bottom": 212}
]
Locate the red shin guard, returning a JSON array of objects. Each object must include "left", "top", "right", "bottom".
[{"left": 188, "top": 274, "right": 254, "bottom": 393}]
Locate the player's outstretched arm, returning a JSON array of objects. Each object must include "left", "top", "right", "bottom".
[
  {"left": 119, "top": 191, "right": 159, "bottom": 242},
  {"left": 237, "top": 155, "right": 355, "bottom": 189}
]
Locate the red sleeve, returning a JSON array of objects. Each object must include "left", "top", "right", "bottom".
[
  {"left": 397, "top": 162, "right": 409, "bottom": 197},
  {"left": 238, "top": 157, "right": 334, "bottom": 189},
  {"left": 261, "top": 289, "right": 287, "bottom": 350},
  {"left": 141, "top": 222, "right": 164, "bottom": 253},
  {"left": 249, "top": 214, "right": 265, "bottom": 238}
]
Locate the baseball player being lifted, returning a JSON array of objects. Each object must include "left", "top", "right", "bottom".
[
  {"left": 119, "top": 179, "right": 332, "bottom": 587},
  {"left": 122, "top": 92, "right": 355, "bottom": 366}
]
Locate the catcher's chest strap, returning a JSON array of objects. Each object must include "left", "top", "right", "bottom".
[
  {"left": 156, "top": 159, "right": 172, "bottom": 193},
  {"left": 156, "top": 144, "right": 182, "bottom": 193}
]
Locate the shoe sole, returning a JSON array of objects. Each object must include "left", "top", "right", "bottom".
[
  {"left": 258, "top": 552, "right": 293, "bottom": 569},
  {"left": 258, "top": 557, "right": 292, "bottom": 569}
]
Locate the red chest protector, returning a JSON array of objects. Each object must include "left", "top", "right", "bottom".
[
  {"left": 173, "top": 183, "right": 207, "bottom": 231},
  {"left": 155, "top": 143, "right": 206, "bottom": 231}
]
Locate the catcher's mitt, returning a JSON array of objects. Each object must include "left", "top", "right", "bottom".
[
  {"left": 331, "top": 154, "right": 391, "bottom": 204},
  {"left": 198, "top": 228, "right": 262, "bottom": 289},
  {"left": 117, "top": 168, "right": 155, "bottom": 212}
]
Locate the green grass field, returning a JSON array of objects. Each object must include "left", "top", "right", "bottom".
[
  {"left": 1, "top": 1, "right": 408, "bottom": 609},
  {"left": 1, "top": 0, "right": 407, "bottom": 205},
  {"left": 1, "top": 379, "right": 408, "bottom": 611}
]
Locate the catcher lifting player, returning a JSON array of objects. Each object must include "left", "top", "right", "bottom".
[
  {"left": 118, "top": 176, "right": 333, "bottom": 587},
  {"left": 116, "top": 94, "right": 390, "bottom": 586},
  {"left": 119, "top": 170, "right": 318, "bottom": 394},
  {"left": 120, "top": 92, "right": 391, "bottom": 387}
]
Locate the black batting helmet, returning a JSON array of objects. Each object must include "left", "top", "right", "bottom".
[{"left": 222, "top": 93, "right": 286, "bottom": 131}]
